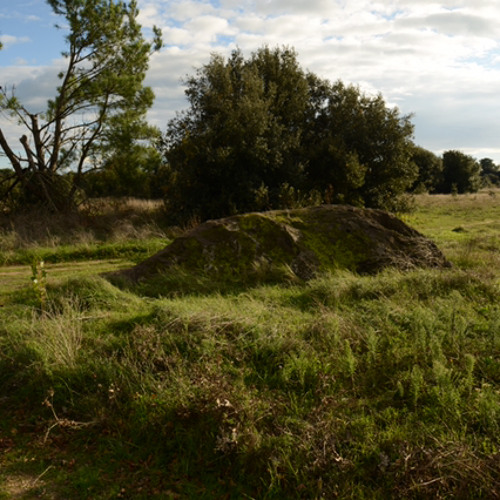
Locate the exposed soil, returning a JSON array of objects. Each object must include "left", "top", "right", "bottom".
[{"left": 110, "top": 205, "right": 451, "bottom": 287}]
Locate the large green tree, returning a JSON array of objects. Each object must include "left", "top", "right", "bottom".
[
  {"left": 162, "top": 47, "right": 416, "bottom": 223},
  {"left": 82, "top": 123, "right": 164, "bottom": 198},
  {"left": 83, "top": 112, "right": 163, "bottom": 198},
  {"left": 0, "top": 0, "right": 161, "bottom": 211},
  {"left": 439, "top": 150, "right": 481, "bottom": 194},
  {"left": 479, "top": 157, "right": 500, "bottom": 186},
  {"left": 303, "top": 75, "right": 416, "bottom": 209},
  {"left": 163, "top": 47, "right": 310, "bottom": 221}
]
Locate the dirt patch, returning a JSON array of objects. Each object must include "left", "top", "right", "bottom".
[
  {"left": 108, "top": 205, "right": 450, "bottom": 289},
  {"left": 1, "top": 472, "right": 56, "bottom": 499}
]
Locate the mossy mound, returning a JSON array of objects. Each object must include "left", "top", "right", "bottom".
[{"left": 108, "top": 205, "right": 451, "bottom": 288}]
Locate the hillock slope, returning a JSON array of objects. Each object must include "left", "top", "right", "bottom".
[{"left": 110, "top": 205, "right": 450, "bottom": 287}]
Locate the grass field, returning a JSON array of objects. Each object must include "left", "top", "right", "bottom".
[{"left": 0, "top": 193, "right": 499, "bottom": 498}]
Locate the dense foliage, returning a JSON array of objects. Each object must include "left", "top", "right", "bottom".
[
  {"left": 410, "top": 148, "right": 497, "bottom": 194},
  {"left": 411, "top": 146, "right": 444, "bottom": 193},
  {"left": 82, "top": 138, "right": 167, "bottom": 199},
  {"left": 0, "top": 0, "right": 161, "bottom": 211},
  {"left": 480, "top": 157, "right": 500, "bottom": 186},
  {"left": 438, "top": 150, "right": 482, "bottom": 194},
  {"left": 161, "top": 47, "right": 417, "bottom": 223}
]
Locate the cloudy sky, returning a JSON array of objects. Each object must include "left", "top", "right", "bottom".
[{"left": 1, "top": 0, "right": 500, "bottom": 167}]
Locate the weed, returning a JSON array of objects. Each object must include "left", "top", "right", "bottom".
[
  {"left": 30, "top": 297, "right": 84, "bottom": 369},
  {"left": 342, "top": 339, "right": 357, "bottom": 384},
  {"left": 409, "top": 365, "right": 424, "bottom": 408},
  {"left": 30, "top": 259, "right": 47, "bottom": 311}
]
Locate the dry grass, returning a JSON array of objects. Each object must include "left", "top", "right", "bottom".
[
  {"left": 1, "top": 472, "right": 59, "bottom": 500},
  {"left": 0, "top": 197, "right": 170, "bottom": 250},
  {"left": 26, "top": 298, "right": 84, "bottom": 369},
  {"left": 413, "top": 187, "right": 500, "bottom": 209},
  {"left": 80, "top": 197, "right": 163, "bottom": 215}
]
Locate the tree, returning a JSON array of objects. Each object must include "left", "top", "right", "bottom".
[
  {"left": 303, "top": 76, "right": 416, "bottom": 209},
  {"left": 479, "top": 158, "right": 500, "bottom": 186},
  {"left": 0, "top": 0, "right": 162, "bottom": 211},
  {"left": 162, "top": 47, "right": 310, "bottom": 221},
  {"left": 83, "top": 133, "right": 164, "bottom": 199},
  {"left": 161, "top": 47, "right": 417, "bottom": 223},
  {"left": 410, "top": 146, "right": 443, "bottom": 193},
  {"left": 83, "top": 115, "right": 163, "bottom": 198},
  {"left": 438, "top": 150, "right": 481, "bottom": 194}
]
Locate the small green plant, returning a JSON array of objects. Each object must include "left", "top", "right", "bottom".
[
  {"left": 343, "top": 339, "right": 357, "bottom": 383},
  {"left": 409, "top": 364, "right": 424, "bottom": 407},
  {"left": 31, "top": 259, "right": 47, "bottom": 310},
  {"left": 462, "top": 353, "right": 476, "bottom": 395}
]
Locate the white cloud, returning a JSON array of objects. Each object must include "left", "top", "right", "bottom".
[
  {"left": 185, "top": 15, "right": 233, "bottom": 43},
  {"left": 0, "top": 34, "right": 31, "bottom": 47},
  {"left": 1, "top": 61, "right": 66, "bottom": 115},
  {"left": 137, "top": 4, "right": 161, "bottom": 28}
]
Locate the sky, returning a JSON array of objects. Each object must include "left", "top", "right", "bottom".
[{"left": 1, "top": 0, "right": 500, "bottom": 168}]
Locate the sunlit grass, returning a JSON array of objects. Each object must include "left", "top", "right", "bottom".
[{"left": 0, "top": 194, "right": 499, "bottom": 498}]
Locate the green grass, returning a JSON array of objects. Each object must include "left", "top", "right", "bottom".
[
  {"left": 0, "top": 238, "right": 168, "bottom": 266},
  {"left": 403, "top": 190, "right": 500, "bottom": 271},
  {"left": 0, "top": 193, "right": 499, "bottom": 498}
]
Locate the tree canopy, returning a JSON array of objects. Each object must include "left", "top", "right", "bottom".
[
  {"left": 0, "top": 0, "right": 161, "bottom": 211},
  {"left": 410, "top": 146, "right": 443, "bottom": 193},
  {"left": 438, "top": 150, "right": 481, "bottom": 194},
  {"left": 479, "top": 158, "right": 500, "bottom": 186},
  {"left": 161, "top": 47, "right": 417, "bottom": 223},
  {"left": 302, "top": 75, "right": 416, "bottom": 209}
]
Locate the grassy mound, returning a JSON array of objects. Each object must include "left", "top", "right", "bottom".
[{"left": 109, "top": 205, "right": 450, "bottom": 295}]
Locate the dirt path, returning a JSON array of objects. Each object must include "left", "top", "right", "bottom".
[{"left": 0, "top": 259, "right": 133, "bottom": 294}]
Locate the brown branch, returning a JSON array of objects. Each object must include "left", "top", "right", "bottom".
[
  {"left": 68, "top": 102, "right": 108, "bottom": 202},
  {"left": 0, "top": 129, "right": 54, "bottom": 206},
  {"left": 0, "top": 128, "right": 24, "bottom": 178},
  {"left": 0, "top": 174, "right": 20, "bottom": 200},
  {"left": 20, "top": 134, "right": 37, "bottom": 171},
  {"left": 37, "top": 172, "right": 59, "bottom": 212},
  {"left": 0, "top": 171, "right": 17, "bottom": 185},
  {"left": 49, "top": 49, "right": 78, "bottom": 173},
  {"left": 30, "top": 114, "right": 47, "bottom": 171}
]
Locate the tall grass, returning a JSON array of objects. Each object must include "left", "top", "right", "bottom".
[
  {"left": 0, "top": 198, "right": 174, "bottom": 265},
  {"left": 1, "top": 269, "right": 499, "bottom": 498},
  {"left": 0, "top": 193, "right": 499, "bottom": 498}
]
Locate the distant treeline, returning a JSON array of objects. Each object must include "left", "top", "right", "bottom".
[{"left": 411, "top": 148, "right": 499, "bottom": 195}]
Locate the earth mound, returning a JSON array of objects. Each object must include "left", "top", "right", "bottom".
[{"left": 109, "top": 205, "right": 451, "bottom": 286}]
